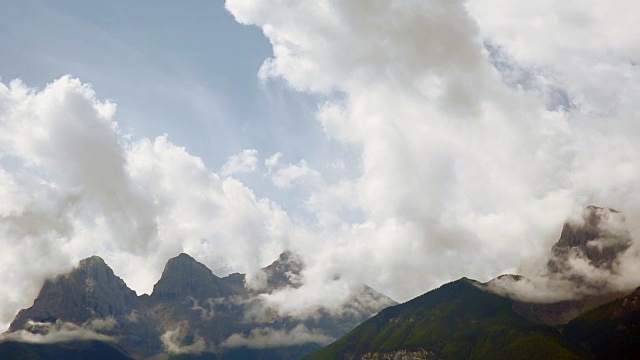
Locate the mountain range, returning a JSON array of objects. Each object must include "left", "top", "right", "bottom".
[
  {"left": 2, "top": 205, "right": 640, "bottom": 359},
  {"left": 305, "top": 206, "right": 640, "bottom": 359},
  {"left": 2, "top": 251, "right": 394, "bottom": 359}
]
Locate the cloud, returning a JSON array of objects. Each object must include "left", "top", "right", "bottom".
[
  {"left": 487, "top": 207, "right": 640, "bottom": 303},
  {"left": 3, "top": 0, "right": 640, "bottom": 337},
  {"left": 0, "top": 76, "right": 159, "bottom": 255},
  {"left": 221, "top": 324, "right": 332, "bottom": 349},
  {"left": 221, "top": 149, "right": 260, "bottom": 176},
  {"left": 271, "top": 160, "right": 321, "bottom": 188},
  {"left": 0, "top": 76, "right": 305, "bottom": 329},
  {"left": 0, "top": 319, "right": 114, "bottom": 344},
  {"left": 188, "top": 297, "right": 216, "bottom": 320},
  {"left": 224, "top": 0, "right": 640, "bottom": 304},
  {"left": 160, "top": 322, "right": 207, "bottom": 354},
  {"left": 265, "top": 152, "right": 282, "bottom": 170}
]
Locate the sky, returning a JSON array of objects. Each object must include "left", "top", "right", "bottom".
[{"left": 1, "top": 0, "right": 640, "bottom": 330}]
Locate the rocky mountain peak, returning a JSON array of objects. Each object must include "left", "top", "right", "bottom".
[
  {"left": 7, "top": 252, "right": 395, "bottom": 359},
  {"left": 549, "top": 205, "right": 631, "bottom": 271},
  {"left": 150, "top": 253, "right": 234, "bottom": 302},
  {"left": 77, "top": 255, "right": 107, "bottom": 269},
  {"left": 9, "top": 256, "right": 138, "bottom": 330},
  {"left": 261, "top": 250, "right": 304, "bottom": 290}
]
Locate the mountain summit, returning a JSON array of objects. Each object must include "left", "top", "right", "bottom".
[
  {"left": 10, "top": 256, "right": 138, "bottom": 330},
  {"left": 305, "top": 206, "right": 640, "bottom": 360},
  {"left": 150, "top": 253, "right": 237, "bottom": 302},
  {"left": 548, "top": 205, "right": 631, "bottom": 272},
  {"left": 5, "top": 252, "right": 394, "bottom": 359}
]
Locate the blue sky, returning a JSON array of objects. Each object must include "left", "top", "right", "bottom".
[
  {"left": 0, "top": 0, "right": 329, "bottom": 170},
  {"left": 2, "top": 0, "right": 640, "bottom": 331}
]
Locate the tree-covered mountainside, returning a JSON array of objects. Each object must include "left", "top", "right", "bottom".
[
  {"left": 564, "top": 286, "right": 640, "bottom": 359},
  {"left": 305, "top": 279, "right": 587, "bottom": 360}
]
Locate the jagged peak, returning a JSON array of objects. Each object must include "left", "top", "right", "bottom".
[
  {"left": 77, "top": 255, "right": 108, "bottom": 270},
  {"left": 150, "top": 253, "right": 233, "bottom": 301},
  {"left": 172, "top": 252, "right": 196, "bottom": 261},
  {"left": 165, "top": 252, "right": 199, "bottom": 267},
  {"left": 161, "top": 252, "right": 216, "bottom": 277},
  {"left": 554, "top": 205, "right": 630, "bottom": 251},
  {"left": 548, "top": 204, "right": 631, "bottom": 274},
  {"left": 264, "top": 251, "right": 303, "bottom": 270}
]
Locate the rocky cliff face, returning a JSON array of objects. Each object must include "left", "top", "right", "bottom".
[
  {"left": 9, "top": 256, "right": 163, "bottom": 357},
  {"left": 261, "top": 251, "right": 304, "bottom": 290},
  {"left": 548, "top": 205, "right": 631, "bottom": 272},
  {"left": 5, "top": 252, "right": 394, "bottom": 359},
  {"left": 150, "top": 253, "right": 238, "bottom": 302},
  {"left": 487, "top": 206, "right": 634, "bottom": 326},
  {"left": 10, "top": 256, "right": 139, "bottom": 329}
]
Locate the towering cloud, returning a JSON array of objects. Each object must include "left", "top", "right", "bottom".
[{"left": 225, "top": 0, "right": 640, "bottom": 301}]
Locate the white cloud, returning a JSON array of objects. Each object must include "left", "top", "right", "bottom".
[
  {"left": 271, "top": 160, "right": 321, "bottom": 188},
  {"left": 160, "top": 322, "right": 207, "bottom": 354},
  {"left": 221, "top": 149, "right": 259, "bottom": 176},
  {"left": 265, "top": 152, "right": 282, "bottom": 170},
  {"left": 221, "top": 324, "right": 332, "bottom": 349},
  {"left": 2, "top": 0, "right": 640, "bottom": 336},
  {"left": 0, "top": 320, "right": 114, "bottom": 344},
  {"left": 225, "top": 0, "right": 640, "bottom": 303},
  {"left": 0, "top": 76, "right": 306, "bottom": 329}
]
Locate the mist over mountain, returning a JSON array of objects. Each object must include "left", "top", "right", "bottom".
[
  {"left": 306, "top": 207, "right": 640, "bottom": 359},
  {"left": 2, "top": 1, "right": 640, "bottom": 359},
  {"left": 2, "top": 251, "right": 393, "bottom": 359}
]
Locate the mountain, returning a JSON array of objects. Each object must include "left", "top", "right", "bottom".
[
  {"left": 150, "top": 253, "right": 239, "bottom": 302},
  {"left": 564, "top": 286, "right": 640, "bottom": 359},
  {"left": 306, "top": 206, "right": 640, "bottom": 359},
  {"left": 547, "top": 205, "right": 631, "bottom": 273},
  {"left": 3, "top": 252, "right": 394, "bottom": 359},
  {"left": 305, "top": 279, "right": 587, "bottom": 360},
  {"left": 10, "top": 256, "right": 139, "bottom": 328},
  {"left": 494, "top": 205, "right": 633, "bottom": 326}
]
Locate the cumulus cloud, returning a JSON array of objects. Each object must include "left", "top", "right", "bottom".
[
  {"left": 221, "top": 324, "right": 332, "bottom": 349},
  {"left": 224, "top": 0, "right": 640, "bottom": 304},
  {"left": 0, "top": 76, "right": 305, "bottom": 329},
  {"left": 270, "top": 160, "right": 322, "bottom": 189},
  {"left": 221, "top": 149, "right": 259, "bottom": 176},
  {"left": 265, "top": 152, "right": 282, "bottom": 170}
]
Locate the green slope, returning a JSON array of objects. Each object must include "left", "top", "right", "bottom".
[
  {"left": 168, "top": 344, "right": 322, "bottom": 360},
  {"left": 564, "top": 287, "right": 640, "bottom": 359},
  {"left": 305, "top": 279, "right": 587, "bottom": 360}
]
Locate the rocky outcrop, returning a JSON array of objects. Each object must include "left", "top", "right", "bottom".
[
  {"left": 150, "top": 253, "right": 238, "bottom": 302},
  {"left": 262, "top": 250, "right": 304, "bottom": 290},
  {"left": 8, "top": 256, "right": 163, "bottom": 357},
  {"left": 548, "top": 205, "right": 631, "bottom": 272},
  {"left": 9, "top": 256, "right": 139, "bottom": 329}
]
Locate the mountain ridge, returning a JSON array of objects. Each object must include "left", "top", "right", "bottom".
[
  {"left": 4, "top": 251, "right": 395, "bottom": 359},
  {"left": 304, "top": 205, "right": 640, "bottom": 359}
]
